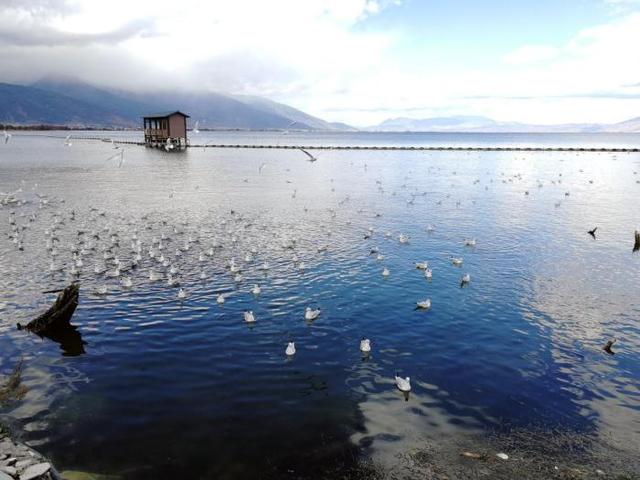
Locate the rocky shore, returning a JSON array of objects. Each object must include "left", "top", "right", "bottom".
[{"left": 0, "top": 428, "right": 61, "bottom": 480}]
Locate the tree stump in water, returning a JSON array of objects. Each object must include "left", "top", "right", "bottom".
[{"left": 17, "top": 284, "right": 79, "bottom": 333}]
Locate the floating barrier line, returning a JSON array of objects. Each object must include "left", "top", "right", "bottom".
[{"left": 68, "top": 137, "right": 640, "bottom": 153}]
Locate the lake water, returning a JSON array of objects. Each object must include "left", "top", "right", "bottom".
[{"left": 1, "top": 131, "right": 639, "bottom": 479}]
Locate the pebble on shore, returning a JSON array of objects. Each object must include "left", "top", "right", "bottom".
[{"left": 0, "top": 429, "right": 60, "bottom": 480}]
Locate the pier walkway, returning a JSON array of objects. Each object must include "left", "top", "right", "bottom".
[{"left": 84, "top": 138, "right": 640, "bottom": 153}]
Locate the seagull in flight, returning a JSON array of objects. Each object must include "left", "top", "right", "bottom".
[
  {"left": 282, "top": 120, "right": 297, "bottom": 134},
  {"left": 105, "top": 149, "right": 125, "bottom": 168},
  {"left": 298, "top": 147, "right": 318, "bottom": 162},
  {"left": 64, "top": 134, "right": 72, "bottom": 147},
  {"left": 193, "top": 121, "right": 200, "bottom": 134},
  {"left": 3, "top": 130, "right": 11, "bottom": 144}
]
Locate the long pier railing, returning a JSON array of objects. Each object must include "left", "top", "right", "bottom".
[{"left": 62, "top": 136, "right": 640, "bottom": 153}]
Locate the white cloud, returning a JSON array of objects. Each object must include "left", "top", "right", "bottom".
[
  {"left": 503, "top": 45, "right": 560, "bottom": 65},
  {"left": 1, "top": 0, "right": 640, "bottom": 126}
]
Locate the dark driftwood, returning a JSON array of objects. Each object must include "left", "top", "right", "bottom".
[
  {"left": 634, "top": 231, "right": 640, "bottom": 253},
  {"left": 17, "top": 284, "right": 79, "bottom": 333}
]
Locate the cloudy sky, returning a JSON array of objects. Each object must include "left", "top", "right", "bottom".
[{"left": 2, "top": 0, "right": 640, "bottom": 126}]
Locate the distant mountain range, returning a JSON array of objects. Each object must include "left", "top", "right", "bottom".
[
  {"left": 368, "top": 115, "right": 640, "bottom": 133},
  {"left": 0, "top": 79, "right": 355, "bottom": 131},
  {"left": 1, "top": 79, "right": 639, "bottom": 132}
]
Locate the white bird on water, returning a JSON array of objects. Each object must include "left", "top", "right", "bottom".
[
  {"left": 3, "top": 130, "right": 11, "bottom": 144},
  {"left": 251, "top": 284, "right": 261, "bottom": 295},
  {"left": 451, "top": 257, "right": 463, "bottom": 266},
  {"left": 461, "top": 273, "right": 471, "bottom": 285},
  {"left": 285, "top": 342, "right": 296, "bottom": 356},
  {"left": 305, "top": 307, "right": 321, "bottom": 321},
  {"left": 382, "top": 267, "right": 390, "bottom": 277},
  {"left": 244, "top": 310, "right": 256, "bottom": 323},
  {"left": 216, "top": 294, "right": 225, "bottom": 304},
  {"left": 178, "top": 288, "right": 187, "bottom": 299},
  {"left": 424, "top": 268, "right": 433, "bottom": 279},
  {"left": 463, "top": 238, "right": 477, "bottom": 246},
  {"left": 64, "top": 134, "right": 72, "bottom": 147},
  {"left": 416, "top": 298, "right": 432, "bottom": 309},
  {"left": 395, "top": 374, "right": 411, "bottom": 392},
  {"left": 415, "top": 261, "right": 429, "bottom": 270},
  {"left": 360, "top": 338, "right": 371, "bottom": 353}
]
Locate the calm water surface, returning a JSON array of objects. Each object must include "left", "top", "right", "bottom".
[{"left": 1, "top": 131, "right": 639, "bottom": 478}]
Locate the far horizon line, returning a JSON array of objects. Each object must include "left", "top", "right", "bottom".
[{"left": 2, "top": 124, "right": 639, "bottom": 135}]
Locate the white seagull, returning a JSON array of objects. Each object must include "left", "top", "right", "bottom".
[
  {"left": 416, "top": 298, "right": 432, "bottom": 309},
  {"left": 395, "top": 375, "right": 411, "bottom": 392},
  {"left": 285, "top": 342, "right": 296, "bottom": 356},
  {"left": 305, "top": 307, "right": 321, "bottom": 321},
  {"left": 298, "top": 147, "right": 318, "bottom": 162}
]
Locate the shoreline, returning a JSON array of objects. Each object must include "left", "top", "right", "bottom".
[{"left": 0, "top": 425, "right": 61, "bottom": 480}]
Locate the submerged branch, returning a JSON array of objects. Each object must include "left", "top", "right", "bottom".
[{"left": 0, "top": 359, "right": 28, "bottom": 407}]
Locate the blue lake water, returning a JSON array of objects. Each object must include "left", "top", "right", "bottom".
[{"left": 1, "top": 131, "right": 639, "bottom": 478}]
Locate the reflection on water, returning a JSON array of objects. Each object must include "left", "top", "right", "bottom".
[
  {"left": 0, "top": 131, "right": 639, "bottom": 478},
  {"left": 38, "top": 324, "right": 86, "bottom": 357}
]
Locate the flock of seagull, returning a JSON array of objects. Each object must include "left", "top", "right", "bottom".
[{"left": 2, "top": 134, "right": 639, "bottom": 396}]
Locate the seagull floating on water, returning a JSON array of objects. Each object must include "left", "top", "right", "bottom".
[
  {"left": 395, "top": 374, "right": 411, "bottom": 392},
  {"left": 285, "top": 342, "right": 296, "bottom": 356},
  {"left": 416, "top": 298, "right": 432, "bottom": 309},
  {"left": 94, "top": 285, "right": 108, "bottom": 295},
  {"left": 244, "top": 310, "right": 255, "bottom": 323},
  {"left": 305, "top": 307, "right": 321, "bottom": 321},
  {"left": 360, "top": 338, "right": 371, "bottom": 353},
  {"left": 415, "top": 262, "right": 429, "bottom": 270},
  {"left": 251, "top": 284, "right": 261, "bottom": 295}
]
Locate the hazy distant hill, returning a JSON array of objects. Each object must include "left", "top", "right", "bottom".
[
  {"left": 374, "top": 115, "right": 498, "bottom": 132},
  {"left": 0, "top": 79, "right": 353, "bottom": 130},
  {"left": 0, "top": 82, "right": 136, "bottom": 126},
  {"left": 369, "top": 115, "right": 640, "bottom": 133}
]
